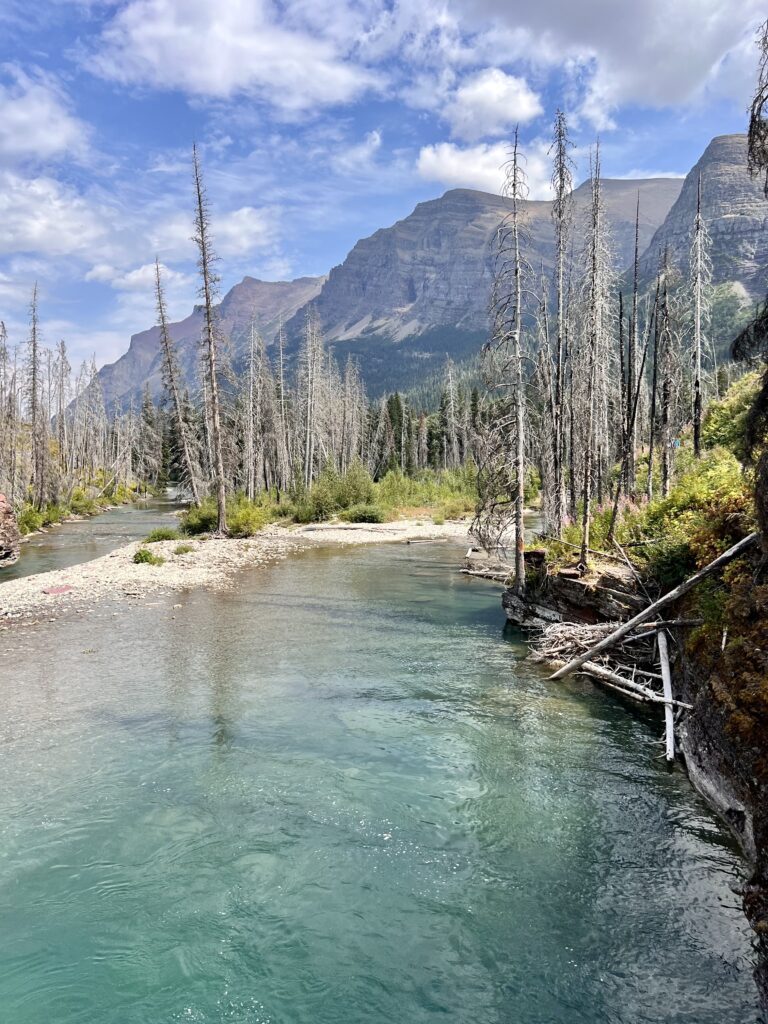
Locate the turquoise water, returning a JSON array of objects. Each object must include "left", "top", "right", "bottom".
[
  {"left": 0, "top": 542, "right": 760, "bottom": 1023},
  {"left": 1, "top": 496, "right": 179, "bottom": 582}
]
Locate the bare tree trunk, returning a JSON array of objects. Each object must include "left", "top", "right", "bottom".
[
  {"left": 155, "top": 259, "right": 202, "bottom": 505},
  {"left": 192, "top": 145, "right": 227, "bottom": 534}
]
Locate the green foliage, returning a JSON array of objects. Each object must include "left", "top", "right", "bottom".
[
  {"left": 180, "top": 494, "right": 277, "bottom": 537},
  {"left": 69, "top": 488, "right": 99, "bottom": 516},
  {"left": 292, "top": 461, "right": 377, "bottom": 522},
  {"left": 17, "top": 505, "right": 44, "bottom": 535},
  {"left": 339, "top": 503, "right": 386, "bottom": 523},
  {"left": 144, "top": 526, "right": 180, "bottom": 543},
  {"left": 701, "top": 370, "right": 761, "bottom": 460},
  {"left": 374, "top": 464, "right": 477, "bottom": 512},
  {"left": 133, "top": 547, "right": 165, "bottom": 566},
  {"left": 173, "top": 543, "right": 194, "bottom": 555},
  {"left": 555, "top": 445, "right": 754, "bottom": 589}
]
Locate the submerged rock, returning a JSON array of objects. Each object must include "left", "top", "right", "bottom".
[{"left": 0, "top": 493, "right": 20, "bottom": 568}]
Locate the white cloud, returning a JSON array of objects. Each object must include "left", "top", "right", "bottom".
[
  {"left": 90, "top": 0, "right": 381, "bottom": 112},
  {"left": 444, "top": 0, "right": 762, "bottom": 128},
  {"left": 85, "top": 261, "right": 193, "bottom": 292},
  {"left": 0, "top": 65, "right": 89, "bottom": 164},
  {"left": 331, "top": 130, "right": 382, "bottom": 175},
  {"left": 0, "top": 171, "right": 105, "bottom": 256},
  {"left": 417, "top": 140, "right": 552, "bottom": 198},
  {"left": 444, "top": 68, "right": 542, "bottom": 141}
]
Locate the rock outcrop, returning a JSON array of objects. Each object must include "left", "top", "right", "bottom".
[
  {"left": 640, "top": 134, "right": 768, "bottom": 299},
  {"left": 0, "top": 493, "right": 20, "bottom": 568}
]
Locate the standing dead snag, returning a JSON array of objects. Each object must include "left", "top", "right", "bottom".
[
  {"left": 473, "top": 128, "right": 529, "bottom": 595},
  {"left": 549, "top": 110, "right": 574, "bottom": 538},
  {"left": 155, "top": 259, "right": 202, "bottom": 506},
  {"left": 192, "top": 145, "right": 227, "bottom": 535}
]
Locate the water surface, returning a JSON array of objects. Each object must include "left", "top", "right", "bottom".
[
  {"left": 0, "top": 542, "right": 759, "bottom": 1023},
  {"left": 1, "top": 496, "right": 179, "bottom": 582}
]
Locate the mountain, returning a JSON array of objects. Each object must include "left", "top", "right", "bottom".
[
  {"left": 95, "top": 132, "right": 768, "bottom": 407},
  {"left": 639, "top": 134, "right": 768, "bottom": 298},
  {"left": 285, "top": 178, "right": 683, "bottom": 392},
  {"left": 96, "top": 275, "right": 324, "bottom": 411}
]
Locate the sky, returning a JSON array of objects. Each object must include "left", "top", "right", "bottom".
[{"left": 0, "top": 0, "right": 763, "bottom": 368}]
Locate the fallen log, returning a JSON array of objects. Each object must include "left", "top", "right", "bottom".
[
  {"left": 548, "top": 658, "right": 693, "bottom": 709},
  {"left": 549, "top": 532, "right": 759, "bottom": 680},
  {"left": 657, "top": 630, "right": 675, "bottom": 761}
]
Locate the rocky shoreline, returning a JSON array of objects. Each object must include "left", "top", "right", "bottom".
[{"left": 0, "top": 519, "right": 470, "bottom": 628}]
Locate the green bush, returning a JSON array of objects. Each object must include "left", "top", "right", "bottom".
[
  {"left": 145, "top": 526, "right": 180, "bottom": 543},
  {"left": 180, "top": 495, "right": 276, "bottom": 537},
  {"left": 339, "top": 503, "right": 386, "bottom": 523},
  {"left": 174, "top": 543, "right": 194, "bottom": 555},
  {"left": 701, "top": 370, "right": 762, "bottom": 460},
  {"left": 17, "top": 505, "right": 44, "bottom": 535},
  {"left": 69, "top": 488, "right": 99, "bottom": 516},
  {"left": 133, "top": 548, "right": 165, "bottom": 566}
]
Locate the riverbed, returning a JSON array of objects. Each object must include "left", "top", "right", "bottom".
[
  {"left": 3, "top": 497, "right": 179, "bottom": 583},
  {"left": 0, "top": 541, "right": 760, "bottom": 1023}
]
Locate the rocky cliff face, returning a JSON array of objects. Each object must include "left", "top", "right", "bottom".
[
  {"left": 98, "top": 276, "right": 324, "bottom": 411},
  {"left": 283, "top": 178, "right": 682, "bottom": 391},
  {"left": 640, "top": 134, "right": 768, "bottom": 298}
]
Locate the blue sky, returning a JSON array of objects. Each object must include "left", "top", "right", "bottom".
[{"left": 0, "top": 0, "right": 762, "bottom": 368}]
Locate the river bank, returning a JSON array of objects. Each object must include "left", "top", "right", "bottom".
[{"left": 0, "top": 518, "right": 470, "bottom": 626}]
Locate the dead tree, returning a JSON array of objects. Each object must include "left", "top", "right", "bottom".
[
  {"left": 549, "top": 110, "right": 574, "bottom": 536},
  {"left": 690, "top": 173, "right": 712, "bottom": 457},
  {"left": 155, "top": 259, "right": 202, "bottom": 504},
  {"left": 473, "top": 128, "right": 530, "bottom": 595},
  {"left": 192, "top": 145, "right": 227, "bottom": 534}
]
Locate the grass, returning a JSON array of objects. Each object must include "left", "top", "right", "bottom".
[
  {"left": 173, "top": 543, "right": 194, "bottom": 555},
  {"left": 133, "top": 547, "right": 165, "bottom": 566}
]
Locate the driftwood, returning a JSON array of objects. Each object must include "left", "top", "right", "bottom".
[
  {"left": 657, "top": 630, "right": 675, "bottom": 761},
  {"left": 549, "top": 532, "right": 759, "bottom": 680},
  {"left": 547, "top": 658, "right": 693, "bottom": 709}
]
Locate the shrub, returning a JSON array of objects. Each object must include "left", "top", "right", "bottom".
[
  {"left": 145, "top": 526, "right": 180, "bottom": 543},
  {"left": 180, "top": 495, "right": 276, "bottom": 537},
  {"left": 133, "top": 548, "right": 165, "bottom": 566},
  {"left": 69, "top": 488, "right": 99, "bottom": 516},
  {"left": 17, "top": 505, "right": 44, "bottom": 535},
  {"left": 174, "top": 543, "right": 194, "bottom": 555},
  {"left": 701, "top": 370, "right": 761, "bottom": 460},
  {"left": 227, "top": 501, "right": 272, "bottom": 537},
  {"left": 339, "top": 503, "right": 386, "bottom": 523},
  {"left": 180, "top": 497, "right": 218, "bottom": 535}
]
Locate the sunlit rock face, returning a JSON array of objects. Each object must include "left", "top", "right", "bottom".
[{"left": 640, "top": 134, "right": 768, "bottom": 299}]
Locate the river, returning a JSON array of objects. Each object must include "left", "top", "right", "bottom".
[
  {"left": 0, "top": 535, "right": 761, "bottom": 1023},
  {"left": 2, "top": 496, "right": 180, "bottom": 583}
]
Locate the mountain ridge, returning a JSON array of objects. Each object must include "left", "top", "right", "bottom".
[{"left": 94, "top": 133, "right": 767, "bottom": 407}]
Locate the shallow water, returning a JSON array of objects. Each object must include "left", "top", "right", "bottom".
[
  {"left": 1, "top": 496, "right": 180, "bottom": 582},
  {"left": 0, "top": 542, "right": 760, "bottom": 1023}
]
